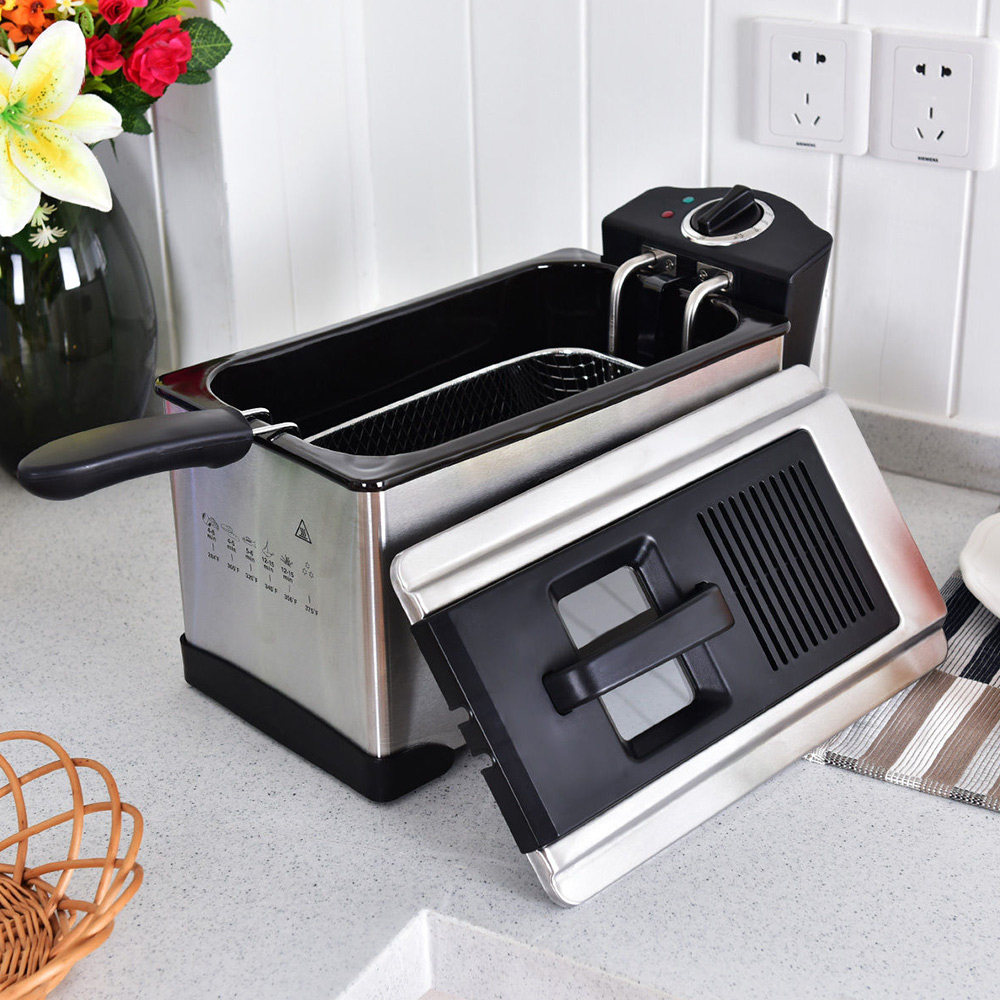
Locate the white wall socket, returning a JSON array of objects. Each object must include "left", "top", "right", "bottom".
[
  {"left": 870, "top": 30, "right": 1000, "bottom": 170},
  {"left": 752, "top": 18, "right": 872, "bottom": 155}
]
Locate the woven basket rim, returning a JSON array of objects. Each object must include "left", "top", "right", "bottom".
[{"left": 0, "top": 731, "right": 143, "bottom": 1000}]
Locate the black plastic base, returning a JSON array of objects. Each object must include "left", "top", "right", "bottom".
[{"left": 180, "top": 635, "right": 457, "bottom": 802}]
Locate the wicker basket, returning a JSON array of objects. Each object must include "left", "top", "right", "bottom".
[{"left": 0, "top": 732, "right": 143, "bottom": 999}]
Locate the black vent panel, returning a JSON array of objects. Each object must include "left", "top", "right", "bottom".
[{"left": 700, "top": 459, "right": 879, "bottom": 671}]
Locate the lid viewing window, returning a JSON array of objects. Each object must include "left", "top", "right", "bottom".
[{"left": 556, "top": 567, "right": 696, "bottom": 741}]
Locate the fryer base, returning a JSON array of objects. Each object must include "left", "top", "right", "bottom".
[{"left": 180, "top": 635, "right": 458, "bottom": 802}]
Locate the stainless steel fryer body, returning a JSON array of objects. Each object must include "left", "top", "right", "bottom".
[{"left": 167, "top": 338, "right": 781, "bottom": 758}]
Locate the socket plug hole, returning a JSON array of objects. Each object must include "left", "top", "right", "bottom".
[
  {"left": 916, "top": 63, "right": 926, "bottom": 75},
  {"left": 815, "top": 51, "right": 826, "bottom": 64},
  {"left": 941, "top": 65, "right": 952, "bottom": 77},
  {"left": 791, "top": 50, "right": 801, "bottom": 62}
]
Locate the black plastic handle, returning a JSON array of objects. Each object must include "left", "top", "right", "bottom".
[
  {"left": 544, "top": 583, "right": 734, "bottom": 715},
  {"left": 17, "top": 408, "right": 255, "bottom": 500}
]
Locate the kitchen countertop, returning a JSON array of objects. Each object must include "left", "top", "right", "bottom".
[{"left": 1, "top": 466, "right": 998, "bottom": 1000}]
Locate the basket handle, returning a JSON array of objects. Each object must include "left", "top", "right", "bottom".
[{"left": 17, "top": 409, "right": 255, "bottom": 500}]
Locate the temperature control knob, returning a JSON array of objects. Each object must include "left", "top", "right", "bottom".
[
  {"left": 690, "top": 184, "right": 763, "bottom": 237},
  {"left": 679, "top": 183, "right": 775, "bottom": 246}
]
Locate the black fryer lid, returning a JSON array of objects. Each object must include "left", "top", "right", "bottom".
[{"left": 407, "top": 431, "right": 899, "bottom": 854}]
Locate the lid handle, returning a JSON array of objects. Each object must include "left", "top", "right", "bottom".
[{"left": 543, "top": 583, "right": 734, "bottom": 715}]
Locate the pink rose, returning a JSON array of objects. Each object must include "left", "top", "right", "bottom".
[
  {"left": 98, "top": 0, "right": 146, "bottom": 25},
  {"left": 86, "top": 34, "right": 124, "bottom": 76},
  {"left": 123, "top": 17, "right": 192, "bottom": 98}
]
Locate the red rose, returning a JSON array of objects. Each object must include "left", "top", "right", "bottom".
[
  {"left": 123, "top": 17, "right": 192, "bottom": 98},
  {"left": 86, "top": 34, "right": 124, "bottom": 76},
  {"left": 98, "top": 0, "right": 134, "bottom": 24}
]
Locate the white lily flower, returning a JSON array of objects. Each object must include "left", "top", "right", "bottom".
[{"left": 0, "top": 21, "right": 122, "bottom": 237}]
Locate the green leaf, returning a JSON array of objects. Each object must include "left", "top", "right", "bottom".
[
  {"left": 176, "top": 68, "right": 211, "bottom": 85},
  {"left": 78, "top": 6, "right": 94, "bottom": 36},
  {"left": 135, "top": 0, "right": 194, "bottom": 25},
  {"left": 121, "top": 112, "right": 153, "bottom": 136},
  {"left": 104, "top": 73, "right": 156, "bottom": 112},
  {"left": 83, "top": 76, "right": 113, "bottom": 94},
  {"left": 183, "top": 17, "right": 232, "bottom": 73}
]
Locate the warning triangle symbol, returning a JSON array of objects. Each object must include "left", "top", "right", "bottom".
[{"left": 295, "top": 519, "right": 312, "bottom": 544}]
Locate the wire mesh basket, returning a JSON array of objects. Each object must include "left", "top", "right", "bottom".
[
  {"left": 0, "top": 731, "right": 143, "bottom": 999},
  {"left": 309, "top": 348, "right": 642, "bottom": 456}
]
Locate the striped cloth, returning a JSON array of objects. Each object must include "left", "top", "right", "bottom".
[{"left": 807, "top": 573, "right": 1000, "bottom": 810}]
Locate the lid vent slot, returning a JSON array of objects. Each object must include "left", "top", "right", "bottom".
[{"left": 699, "top": 461, "right": 874, "bottom": 671}]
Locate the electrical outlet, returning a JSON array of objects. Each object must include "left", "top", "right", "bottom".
[
  {"left": 751, "top": 19, "right": 872, "bottom": 155},
  {"left": 870, "top": 30, "right": 1000, "bottom": 169}
]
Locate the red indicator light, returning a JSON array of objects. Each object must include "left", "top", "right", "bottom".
[{"left": 660, "top": 210, "right": 674, "bottom": 218}]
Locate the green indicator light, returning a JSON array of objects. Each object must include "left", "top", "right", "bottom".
[{"left": 682, "top": 196, "right": 695, "bottom": 203}]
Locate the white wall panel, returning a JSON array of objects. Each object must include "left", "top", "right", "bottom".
[
  {"left": 827, "top": 0, "right": 980, "bottom": 415},
  {"left": 955, "top": 0, "right": 1000, "bottom": 431},
  {"left": 160, "top": 1, "right": 367, "bottom": 360},
  {"left": 362, "top": 0, "right": 476, "bottom": 306},
  {"left": 709, "top": 0, "right": 842, "bottom": 375},
  {"left": 827, "top": 158, "right": 970, "bottom": 412},
  {"left": 277, "top": 1, "right": 361, "bottom": 336},
  {"left": 342, "top": 0, "right": 379, "bottom": 317},
  {"left": 153, "top": 64, "right": 235, "bottom": 367},
  {"left": 587, "top": 0, "right": 707, "bottom": 251},
  {"left": 471, "top": 0, "right": 585, "bottom": 271},
  {"left": 208, "top": 0, "right": 297, "bottom": 352}
]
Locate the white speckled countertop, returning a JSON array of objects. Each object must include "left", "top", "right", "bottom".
[{"left": 0, "top": 466, "right": 997, "bottom": 1000}]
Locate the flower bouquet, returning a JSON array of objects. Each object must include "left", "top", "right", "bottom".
[
  {"left": 0, "top": 1, "right": 231, "bottom": 474},
  {"left": 0, "top": 1, "right": 231, "bottom": 241}
]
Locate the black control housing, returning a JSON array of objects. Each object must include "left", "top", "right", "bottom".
[{"left": 602, "top": 185, "right": 833, "bottom": 368}]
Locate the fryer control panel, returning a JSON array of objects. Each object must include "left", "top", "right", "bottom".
[
  {"left": 200, "top": 510, "right": 321, "bottom": 619},
  {"left": 600, "top": 183, "right": 833, "bottom": 369}
]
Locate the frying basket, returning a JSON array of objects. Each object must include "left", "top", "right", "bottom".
[{"left": 309, "top": 348, "right": 641, "bottom": 456}]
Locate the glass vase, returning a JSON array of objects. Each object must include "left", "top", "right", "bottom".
[{"left": 0, "top": 195, "right": 157, "bottom": 476}]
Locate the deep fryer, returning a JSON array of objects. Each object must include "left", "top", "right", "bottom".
[{"left": 18, "top": 184, "right": 947, "bottom": 904}]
